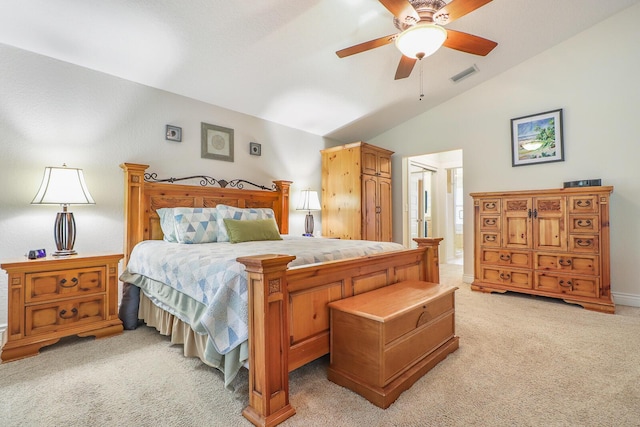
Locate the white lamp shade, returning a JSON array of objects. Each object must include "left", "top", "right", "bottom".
[
  {"left": 32, "top": 166, "right": 95, "bottom": 205},
  {"left": 395, "top": 23, "right": 447, "bottom": 60},
  {"left": 296, "top": 190, "right": 321, "bottom": 211}
]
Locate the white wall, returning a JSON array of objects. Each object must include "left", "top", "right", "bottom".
[
  {"left": 0, "top": 44, "right": 334, "bottom": 332},
  {"left": 371, "top": 3, "right": 640, "bottom": 306}
]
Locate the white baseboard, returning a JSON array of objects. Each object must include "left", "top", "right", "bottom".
[
  {"left": 462, "top": 273, "right": 474, "bottom": 284},
  {"left": 612, "top": 292, "right": 640, "bottom": 308}
]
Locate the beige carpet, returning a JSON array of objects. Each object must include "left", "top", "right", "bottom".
[{"left": 2, "top": 264, "right": 639, "bottom": 426}]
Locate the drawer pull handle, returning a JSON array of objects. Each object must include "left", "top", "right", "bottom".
[
  {"left": 576, "top": 219, "right": 592, "bottom": 227},
  {"left": 485, "top": 235, "right": 496, "bottom": 243},
  {"left": 60, "top": 277, "right": 79, "bottom": 288},
  {"left": 576, "top": 239, "right": 593, "bottom": 247},
  {"left": 559, "top": 280, "right": 573, "bottom": 289},
  {"left": 416, "top": 311, "right": 432, "bottom": 328},
  {"left": 576, "top": 200, "right": 592, "bottom": 208},
  {"left": 484, "top": 218, "right": 496, "bottom": 226},
  {"left": 59, "top": 308, "right": 78, "bottom": 319},
  {"left": 499, "top": 254, "right": 511, "bottom": 261},
  {"left": 484, "top": 202, "right": 496, "bottom": 210},
  {"left": 499, "top": 273, "right": 511, "bottom": 280},
  {"left": 559, "top": 259, "right": 572, "bottom": 266}
]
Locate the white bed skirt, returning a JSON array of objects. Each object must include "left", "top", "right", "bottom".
[{"left": 138, "top": 291, "right": 212, "bottom": 362}]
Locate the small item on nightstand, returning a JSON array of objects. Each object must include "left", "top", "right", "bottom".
[{"left": 27, "top": 249, "right": 47, "bottom": 259}]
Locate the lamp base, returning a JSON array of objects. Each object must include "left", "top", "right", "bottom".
[
  {"left": 304, "top": 213, "right": 315, "bottom": 237},
  {"left": 53, "top": 249, "right": 77, "bottom": 257},
  {"left": 54, "top": 209, "right": 77, "bottom": 256}
]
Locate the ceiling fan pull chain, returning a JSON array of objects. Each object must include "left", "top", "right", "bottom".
[{"left": 419, "top": 59, "right": 425, "bottom": 101}]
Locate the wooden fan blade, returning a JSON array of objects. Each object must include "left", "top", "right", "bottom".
[
  {"left": 379, "top": 0, "right": 420, "bottom": 25},
  {"left": 434, "top": 0, "right": 492, "bottom": 25},
  {"left": 443, "top": 29, "right": 497, "bottom": 56},
  {"left": 395, "top": 55, "right": 417, "bottom": 80},
  {"left": 336, "top": 34, "right": 397, "bottom": 58}
]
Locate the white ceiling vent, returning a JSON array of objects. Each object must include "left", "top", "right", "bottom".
[{"left": 450, "top": 65, "right": 479, "bottom": 83}]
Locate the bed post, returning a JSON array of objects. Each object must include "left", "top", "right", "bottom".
[
  {"left": 237, "top": 254, "right": 297, "bottom": 427},
  {"left": 120, "top": 163, "right": 149, "bottom": 266},
  {"left": 272, "top": 180, "right": 291, "bottom": 235},
  {"left": 414, "top": 237, "right": 443, "bottom": 284}
]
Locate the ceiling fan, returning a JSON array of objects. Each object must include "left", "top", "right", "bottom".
[{"left": 336, "top": 0, "right": 498, "bottom": 80}]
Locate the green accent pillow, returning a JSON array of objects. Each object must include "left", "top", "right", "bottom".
[{"left": 223, "top": 218, "right": 283, "bottom": 243}]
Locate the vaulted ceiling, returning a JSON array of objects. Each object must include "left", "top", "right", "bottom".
[{"left": 1, "top": 0, "right": 638, "bottom": 143}]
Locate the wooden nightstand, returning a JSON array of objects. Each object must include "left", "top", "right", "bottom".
[{"left": 1, "top": 253, "right": 124, "bottom": 362}]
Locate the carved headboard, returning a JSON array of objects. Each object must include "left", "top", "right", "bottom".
[{"left": 120, "top": 163, "right": 292, "bottom": 265}]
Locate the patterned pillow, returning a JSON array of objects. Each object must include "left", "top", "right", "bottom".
[
  {"left": 173, "top": 207, "right": 219, "bottom": 244},
  {"left": 157, "top": 208, "right": 178, "bottom": 242},
  {"left": 215, "top": 204, "right": 277, "bottom": 242}
]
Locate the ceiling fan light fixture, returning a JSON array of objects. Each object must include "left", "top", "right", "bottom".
[{"left": 395, "top": 23, "right": 447, "bottom": 60}]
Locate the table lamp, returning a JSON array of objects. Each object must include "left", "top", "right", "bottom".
[
  {"left": 296, "top": 189, "right": 321, "bottom": 237},
  {"left": 31, "top": 164, "right": 95, "bottom": 256}
]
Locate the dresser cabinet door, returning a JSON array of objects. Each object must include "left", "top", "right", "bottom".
[
  {"left": 502, "top": 197, "right": 532, "bottom": 249},
  {"left": 533, "top": 196, "right": 567, "bottom": 252}
]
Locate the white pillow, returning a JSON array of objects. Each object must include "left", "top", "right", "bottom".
[
  {"left": 157, "top": 208, "right": 178, "bottom": 242},
  {"left": 215, "top": 204, "right": 277, "bottom": 242},
  {"left": 173, "top": 207, "right": 219, "bottom": 244}
]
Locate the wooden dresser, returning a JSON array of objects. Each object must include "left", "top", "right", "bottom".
[
  {"left": 470, "top": 186, "right": 614, "bottom": 313},
  {"left": 1, "top": 253, "right": 124, "bottom": 362},
  {"left": 328, "top": 280, "right": 459, "bottom": 408},
  {"left": 321, "top": 142, "right": 393, "bottom": 241}
]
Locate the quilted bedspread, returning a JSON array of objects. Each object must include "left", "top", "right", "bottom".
[{"left": 121, "top": 236, "right": 405, "bottom": 355}]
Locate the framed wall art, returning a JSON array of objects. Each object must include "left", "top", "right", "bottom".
[
  {"left": 201, "top": 122, "right": 234, "bottom": 162},
  {"left": 165, "top": 125, "right": 182, "bottom": 142},
  {"left": 249, "top": 142, "right": 261, "bottom": 156},
  {"left": 510, "top": 109, "right": 564, "bottom": 167}
]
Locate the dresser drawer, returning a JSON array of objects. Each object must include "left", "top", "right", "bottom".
[
  {"left": 480, "top": 266, "right": 532, "bottom": 289},
  {"left": 568, "top": 215, "right": 600, "bottom": 234},
  {"left": 480, "top": 231, "right": 501, "bottom": 247},
  {"left": 568, "top": 234, "right": 599, "bottom": 253},
  {"left": 480, "top": 215, "right": 501, "bottom": 231},
  {"left": 534, "top": 272, "right": 598, "bottom": 298},
  {"left": 568, "top": 195, "right": 599, "bottom": 214},
  {"left": 26, "top": 294, "right": 107, "bottom": 336},
  {"left": 481, "top": 249, "right": 531, "bottom": 268},
  {"left": 26, "top": 266, "right": 106, "bottom": 303},
  {"left": 479, "top": 199, "right": 501, "bottom": 214},
  {"left": 535, "top": 253, "right": 599, "bottom": 275}
]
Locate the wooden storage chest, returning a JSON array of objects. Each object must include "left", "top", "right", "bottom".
[{"left": 328, "top": 280, "right": 459, "bottom": 408}]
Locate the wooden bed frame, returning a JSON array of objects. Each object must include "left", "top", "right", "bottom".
[{"left": 121, "top": 163, "right": 443, "bottom": 427}]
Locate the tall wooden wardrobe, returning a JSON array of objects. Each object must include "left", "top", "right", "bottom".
[{"left": 321, "top": 142, "right": 393, "bottom": 241}]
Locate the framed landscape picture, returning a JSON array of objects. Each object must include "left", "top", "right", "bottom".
[{"left": 511, "top": 109, "right": 564, "bottom": 167}]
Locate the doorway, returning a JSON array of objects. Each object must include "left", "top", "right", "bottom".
[{"left": 403, "top": 149, "right": 463, "bottom": 265}]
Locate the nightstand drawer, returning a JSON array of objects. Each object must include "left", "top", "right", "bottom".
[
  {"left": 26, "top": 266, "right": 106, "bottom": 303},
  {"left": 26, "top": 295, "right": 106, "bottom": 336}
]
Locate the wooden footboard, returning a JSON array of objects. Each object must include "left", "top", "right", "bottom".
[
  {"left": 120, "top": 163, "right": 441, "bottom": 427},
  {"left": 237, "top": 238, "right": 440, "bottom": 426}
]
